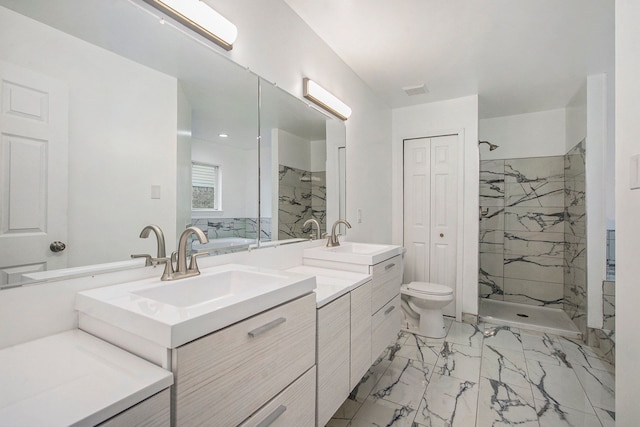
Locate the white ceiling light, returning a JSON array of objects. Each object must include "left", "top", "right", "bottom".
[
  {"left": 142, "top": 0, "right": 238, "bottom": 51},
  {"left": 303, "top": 78, "right": 352, "bottom": 120}
]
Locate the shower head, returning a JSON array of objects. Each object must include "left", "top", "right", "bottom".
[{"left": 479, "top": 140, "right": 499, "bottom": 151}]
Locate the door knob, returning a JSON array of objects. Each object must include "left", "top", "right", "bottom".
[
  {"left": 440, "top": 233, "right": 444, "bottom": 238},
  {"left": 50, "top": 241, "right": 67, "bottom": 252}
]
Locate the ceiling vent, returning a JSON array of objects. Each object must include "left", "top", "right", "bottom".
[{"left": 403, "top": 84, "right": 427, "bottom": 96}]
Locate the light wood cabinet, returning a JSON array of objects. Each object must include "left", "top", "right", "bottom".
[
  {"left": 371, "top": 294, "right": 402, "bottom": 362},
  {"left": 316, "top": 294, "right": 351, "bottom": 427},
  {"left": 370, "top": 255, "right": 403, "bottom": 314},
  {"left": 98, "top": 389, "right": 170, "bottom": 427},
  {"left": 171, "top": 293, "right": 316, "bottom": 427},
  {"left": 350, "top": 280, "right": 372, "bottom": 390},
  {"left": 239, "top": 367, "right": 316, "bottom": 427}
]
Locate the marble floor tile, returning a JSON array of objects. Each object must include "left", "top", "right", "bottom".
[
  {"left": 483, "top": 324, "right": 524, "bottom": 351},
  {"left": 413, "top": 374, "right": 478, "bottom": 427},
  {"left": 481, "top": 344, "right": 531, "bottom": 388},
  {"left": 444, "top": 322, "right": 484, "bottom": 348},
  {"left": 434, "top": 342, "right": 482, "bottom": 382},
  {"left": 349, "top": 396, "right": 416, "bottom": 427},
  {"left": 593, "top": 406, "right": 616, "bottom": 427},
  {"left": 521, "top": 333, "right": 572, "bottom": 367},
  {"left": 573, "top": 364, "right": 615, "bottom": 412},
  {"left": 535, "top": 400, "right": 602, "bottom": 427},
  {"left": 396, "top": 334, "right": 442, "bottom": 365},
  {"left": 527, "top": 360, "right": 594, "bottom": 415},
  {"left": 370, "top": 356, "right": 432, "bottom": 409},
  {"left": 476, "top": 377, "right": 539, "bottom": 427},
  {"left": 559, "top": 337, "right": 615, "bottom": 373}
]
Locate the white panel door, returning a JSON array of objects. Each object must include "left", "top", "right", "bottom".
[
  {"left": 0, "top": 61, "right": 68, "bottom": 286},
  {"left": 403, "top": 135, "right": 459, "bottom": 316}
]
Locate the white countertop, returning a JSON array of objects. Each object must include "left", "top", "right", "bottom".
[
  {"left": 285, "top": 265, "right": 371, "bottom": 308},
  {"left": 0, "top": 330, "right": 173, "bottom": 427},
  {"left": 76, "top": 264, "right": 316, "bottom": 348}
]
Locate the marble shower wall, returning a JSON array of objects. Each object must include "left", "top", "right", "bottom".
[
  {"left": 563, "top": 141, "right": 587, "bottom": 337},
  {"left": 479, "top": 156, "right": 566, "bottom": 309},
  {"left": 191, "top": 217, "right": 269, "bottom": 240},
  {"left": 278, "top": 165, "right": 326, "bottom": 239}
]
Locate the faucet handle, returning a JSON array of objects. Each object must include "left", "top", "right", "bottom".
[
  {"left": 131, "top": 254, "right": 153, "bottom": 267},
  {"left": 188, "top": 252, "right": 208, "bottom": 273},
  {"left": 154, "top": 257, "right": 175, "bottom": 281}
]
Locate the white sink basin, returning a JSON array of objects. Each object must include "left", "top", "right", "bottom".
[
  {"left": 303, "top": 241, "right": 403, "bottom": 266},
  {"left": 76, "top": 264, "right": 315, "bottom": 348}
]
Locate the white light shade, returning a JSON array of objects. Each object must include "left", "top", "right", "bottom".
[
  {"left": 144, "top": 0, "right": 237, "bottom": 50},
  {"left": 303, "top": 78, "right": 352, "bottom": 120}
]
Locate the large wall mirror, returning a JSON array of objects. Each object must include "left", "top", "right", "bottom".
[{"left": 0, "top": 0, "right": 345, "bottom": 289}]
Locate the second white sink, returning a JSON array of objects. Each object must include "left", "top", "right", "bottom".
[{"left": 304, "top": 241, "right": 403, "bottom": 266}]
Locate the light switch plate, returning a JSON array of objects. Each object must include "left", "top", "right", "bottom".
[
  {"left": 151, "top": 185, "right": 161, "bottom": 199},
  {"left": 631, "top": 154, "right": 640, "bottom": 190}
]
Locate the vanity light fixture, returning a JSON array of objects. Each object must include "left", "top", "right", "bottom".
[
  {"left": 303, "top": 78, "right": 352, "bottom": 120},
  {"left": 142, "top": 0, "right": 237, "bottom": 51}
]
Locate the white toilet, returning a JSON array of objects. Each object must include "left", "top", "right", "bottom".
[{"left": 401, "top": 281, "right": 454, "bottom": 338}]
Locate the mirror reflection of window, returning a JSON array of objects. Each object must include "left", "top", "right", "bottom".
[{"left": 192, "top": 162, "right": 221, "bottom": 211}]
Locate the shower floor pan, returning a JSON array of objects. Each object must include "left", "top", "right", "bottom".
[{"left": 479, "top": 299, "right": 582, "bottom": 340}]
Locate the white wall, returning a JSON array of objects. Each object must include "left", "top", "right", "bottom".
[
  {"left": 209, "top": 0, "right": 393, "bottom": 243},
  {"left": 310, "top": 140, "right": 327, "bottom": 172},
  {"left": 191, "top": 138, "right": 258, "bottom": 218},
  {"left": 615, "top": 1, "right": 640, "bottom": 423},
  {"left": 277, "top": 129, "right": 312, "bottom": 170},
  {"left": 0, "top": 6, "right": 178, "bottom": 266},
  {"left": 176, "top": 85, "right": 193, "bottom": 236},
  {"left": 479, "top": 109, "right": 566, "bottom": 160},
  {"left": 392, "top": 95, "right": 479, "bottom": 317},
  {"left": 566, "top": 82, "right": 588, "bottom": 152}
]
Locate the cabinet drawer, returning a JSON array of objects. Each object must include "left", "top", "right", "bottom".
[
  {"left": 350, "top": 281, "right": 372, "bottom": 389},
  {"left": 98, "top": 389, "right": 170, "bottom": 427},
  {"left": 239, "top": 367, "right": 316, "bottom": 427},
  {"left": 370, "top": 255, "right": 402, "bottom": 313},
  {"left": 371, "top": 294, "right": 401, "bottom": 363},
  {"left": 172, "top": 293, "right": 316, "bottom": 427}
]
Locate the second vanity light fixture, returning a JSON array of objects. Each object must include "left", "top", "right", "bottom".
[
  {"left": 143, "top": 0, "right": 238, "bottom": 51},
  {"left": 303, "top": 78, "right": 352, "bottom": 120}
]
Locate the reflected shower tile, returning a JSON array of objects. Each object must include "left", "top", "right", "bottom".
[
  {"left": 480, "top": 230, "right": 504, "bottom": 254},
  {"left": 413, "top": 374, "right": 478, "bottom": 427},
  {"left": 480, "top": 252, "right": 504, "bottom": 278},
  {"left": 505, "top": 181, "right": 565, "bottom": 208},
  {"left": 479, "top": 270, "right": 504, "bottom": 300},
  {"left": 504, "top": 207, "right": 565, "bottom": 233},
  {"left": 504, "top": 156, "right": 565, "bottom": 183},
  {"left": 480, "top": 183, "right": 505, "bottom": 206},
  {"left": 480, "top": 159, "right": 505, "bottom": 183},
  {"left": 476, "top": 377, "right": 538, "bottom": 427},
  {"left": 480, "top": 206, "right": 505, "bottom": 231}
]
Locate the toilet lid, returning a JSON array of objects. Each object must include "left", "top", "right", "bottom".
[{"left": 407, "top": 281, "right": 453, "bottom": 296}]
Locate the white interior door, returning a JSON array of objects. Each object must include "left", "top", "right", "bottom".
[
  {"left": 0, "top": 61, "right": 68, "bottom": 286},
  {"left": 403, "top": 135, "right": 459, "bottom": 316}
]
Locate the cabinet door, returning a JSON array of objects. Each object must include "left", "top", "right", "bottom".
[
  {"left": 371, "top": 295, "right": 401, "bottom": 363},
  {"left": 316, "top": 294, "right": 350, "bottom": 427},
  {"left": 350, "top": 281, "right": 372, "bottom": 389},
  {"left": 98, "top": 389, "right": 170, "bottom": 427},
  {"left": 172, "top": 294, "right": 316, "bottom": 427}
]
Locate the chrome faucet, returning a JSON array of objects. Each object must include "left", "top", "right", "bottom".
[
  {"left": 326, "top": 219, "right": 351, "bottom": 247},
  {"left": 303, "top": 218, "right": 321, "bottom": 240},
  {"left": 131, "top": 224, "right": 166, "bottom": 266},
  {"left": 159, "top": 226, "right": 209, "bottom": 281}
]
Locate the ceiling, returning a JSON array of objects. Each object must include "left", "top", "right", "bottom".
[{"left": 283, "top": 0, "right": 614, "bottom": 119}]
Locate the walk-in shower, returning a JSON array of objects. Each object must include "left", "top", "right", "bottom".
[{"left": 477, "top": 141, "right": 585, "bottom": 339}]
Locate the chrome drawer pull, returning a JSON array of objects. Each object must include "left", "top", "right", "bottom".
[
  {"left": 385, "top": 305, "right": 396, "bottom": 315},
  {"left": 384, "top": 263, "right": 396, "bottom": 270},
  {"left": 256, "top": 405, "right": 287, "bottom": 427},
  {"left": 248, "top": 317, "right": 286, "bottom": 337}
]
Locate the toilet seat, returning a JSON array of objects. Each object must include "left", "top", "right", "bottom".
[{"left": 407, "top": 281, "right": 453, "bottom": 296}]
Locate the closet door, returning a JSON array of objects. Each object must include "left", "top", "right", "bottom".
[{"left": 403, "top": 135, "right": 458, "bottom": 316}]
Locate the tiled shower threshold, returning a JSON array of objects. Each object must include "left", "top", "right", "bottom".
[{"left": 479, "top": 299, "right": 582, "bottom": 340}]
